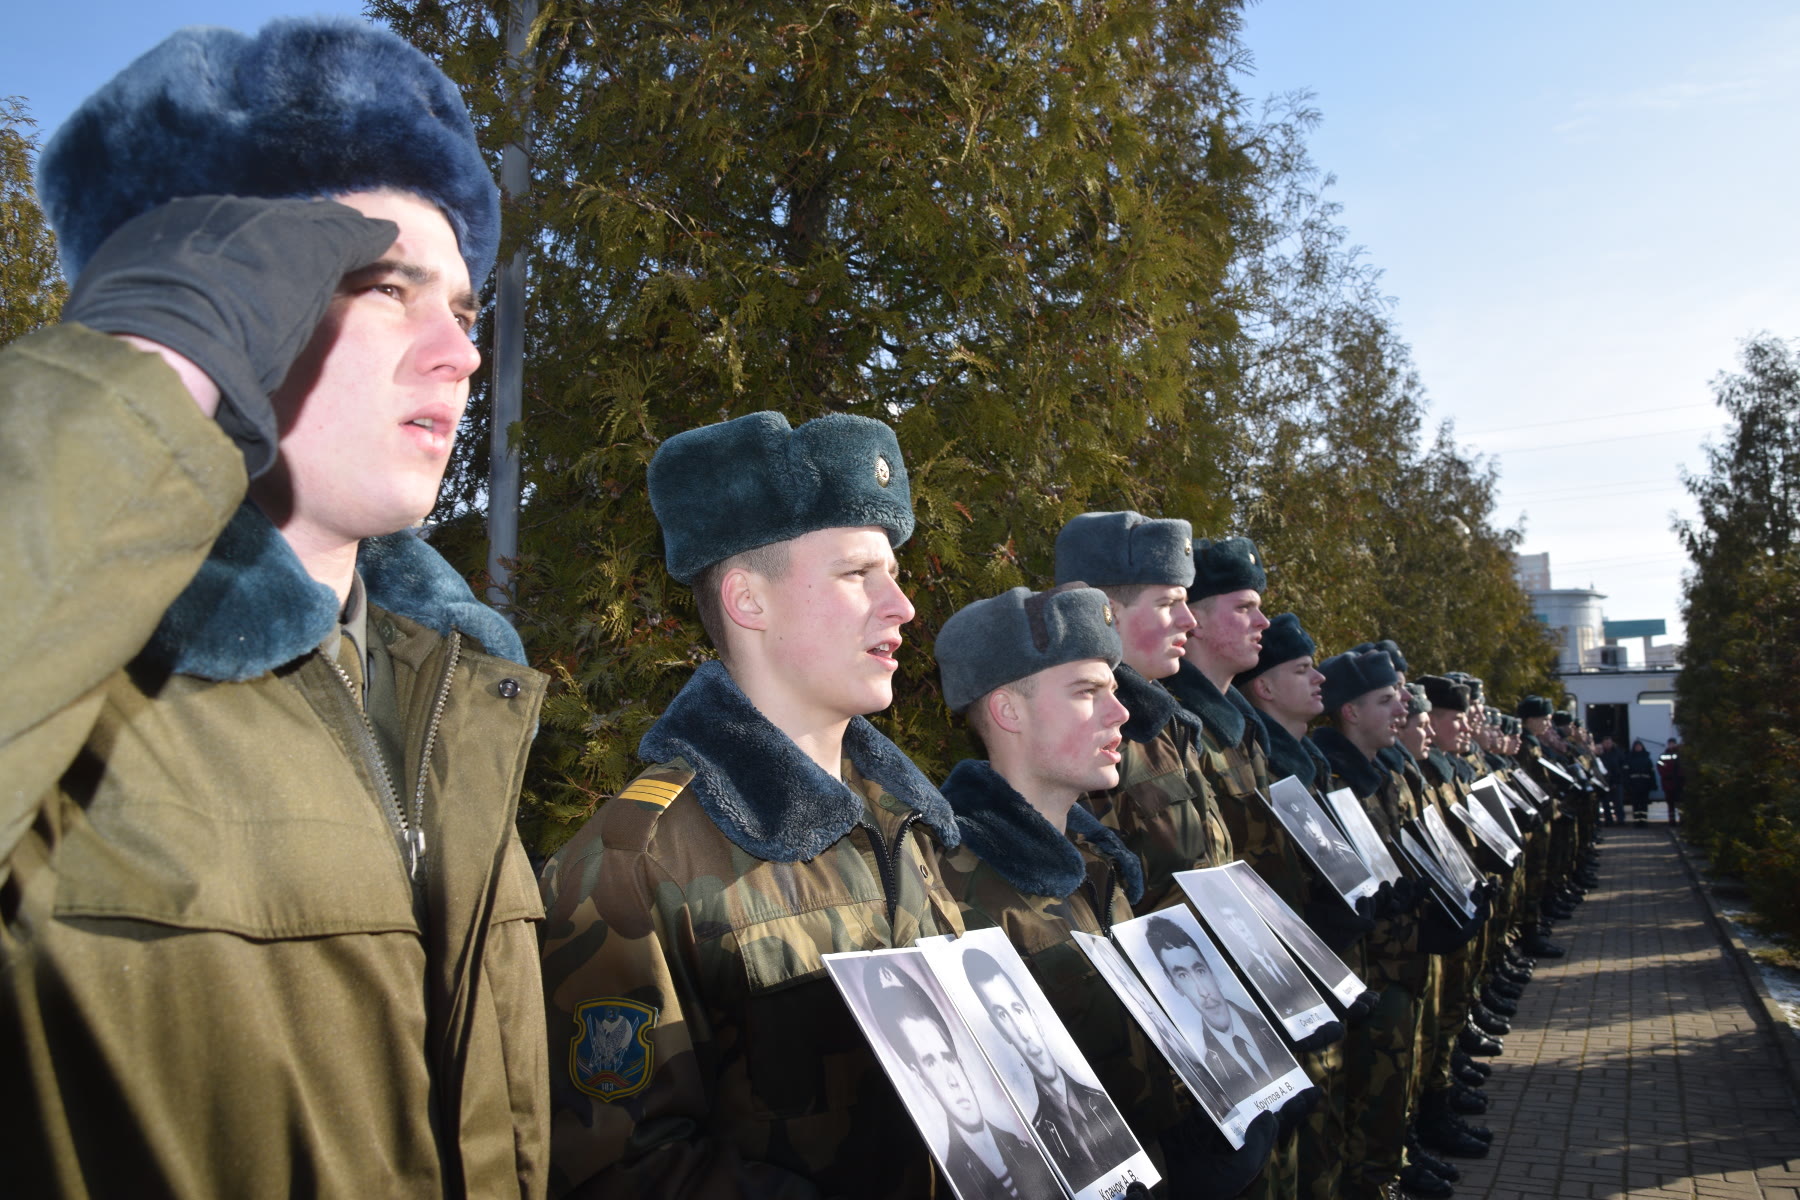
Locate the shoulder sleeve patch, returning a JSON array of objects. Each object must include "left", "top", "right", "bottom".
[{"left": 570, "top": 998, "right": 659, "bottom": 1102}]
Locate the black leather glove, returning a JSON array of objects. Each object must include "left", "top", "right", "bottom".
[
  {"left": 1304, "top": 897, "right": 1374, "bottom": 953},
  {"left": 1275, "top": 1085, "right": 1322, "bottom": 1137},
  {"left": 1160, "top": 1109, "right": 1278, "bottom": 1198},
  {"left": 1389, "top": 875, "right": 1429, "bottom": 914},
  {"left": 1342, "top": 987, "right": 1381, "bottom": 1026},
  {"left": 1291, "top": 1019, "right": 1344, "bottom": 1055},
  {"left": 64, "top": 195, "right": 398, "bottom": 478}
]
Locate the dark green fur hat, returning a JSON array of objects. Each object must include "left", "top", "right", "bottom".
[
  {"left": 1420, "top": 674, "right": 1471, "bottom": 712},
  {"left": 1319, "top": 649, "right": 1399, "bottom": 712},
  {"left": 1517, "top": 695, "right": 1554, "bottom": 719},
  {"left": 39, "top": 18, "right": 499, "bottom": 285},
  {"left": 935, "top": 583, "right": 1122, "bottom": 713},
  {"left": 1403, "top": 682, "right": 1430, "bottom": 716},
  {"left": 1191, "top": 536, "right": 1267, "bottom": 599},
  {"left": 1053, "top": 512, "right": 1194, "bottom": 589},
  {"left": 648, "top": 410, "right": 913, "bottom": 584},
  {"left": 1235, "top": 612, "right": 1315, "bottom": 687}
]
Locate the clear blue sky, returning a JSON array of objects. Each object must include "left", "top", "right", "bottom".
[{"left": 11, "top": 2, "right": 1795, "bottom": 647}]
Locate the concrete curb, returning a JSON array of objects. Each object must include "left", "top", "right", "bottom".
[{"left": 1666, "top": 826, "right": 1800, "bottom": 1108}]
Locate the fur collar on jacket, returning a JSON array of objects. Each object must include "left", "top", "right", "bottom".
[
  {"left": 1253, "top": 708, "right": 1323, "bottom": 791},
  {"left": 1308, "top": 725, "right": 1385, "bottom": 800},
  {"left": 145, "top": 501, "right": 525, "bottom": 681},
  {"left": 1114, "top": 664, "right": 1197, "bottom": 744},
  {"left": 639, "top": 660, "right": 958, "bottom": 863},
  {"left": 1165, "top": 658, "right": 1243, "bottom": 747},
  {"left": 941, "top": 760, "right": 1145, "bottom": 906}
]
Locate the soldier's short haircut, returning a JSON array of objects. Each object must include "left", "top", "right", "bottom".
[
  {"left": 962, "top": 947, "right": 1021, "bottom": 1013},
  {"left": 1144, "top": 915, "right": 1205, "bottom": 971},
  {"left": 1099, "top": 583, "right": 1158, "bottom": 611},
  {"left": 962, "top": 675, "right": 1040, "bottom": 749},
  {"left": 691, "top": 541, "right": 792, "bottom": 663},
  {"left": 865, "top": 959, "right": 954, "bottom": 1066}
]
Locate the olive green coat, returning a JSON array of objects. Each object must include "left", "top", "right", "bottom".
[{"left": 1, "top": 326, "right": 551, "bottom": 1198}]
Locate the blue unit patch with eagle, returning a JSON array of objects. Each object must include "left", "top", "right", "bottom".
[{"left": 570, "top": 998, "right": 659, "bottom": 1103}]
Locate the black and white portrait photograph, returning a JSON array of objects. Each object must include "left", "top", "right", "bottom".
[
  {"left": 1174, "top": 867, "right": 1334, "bottom": 1040},
  {"left": 1451, "top": 798, "right": 1521, "bottom": 869},
  {"left": 1069, "top": 930, "right": 1247, "bottom": 1146},
  {"left": 1265, "top": 776, "right": 1381, "bottom": 904},
  {"left": 1216, "top": 861, "right": 1368, "bottom": 1010},
  {"left": 825, "top": 950, "right": 1061, "bottom": 1200},
  {"left": 924, "top": 929, "right": 1157, "bottom": 1200},
  {"left": 1320, "top": 786, "right": 1405, "bottom": 885},
  {"left": 1397, "top": 827, "right": 1479, "bottom": 921},
  {"left": 1111, "top": 909, "right": 1308, "bottom": 1120},
  {"left": 1420, "top": 805, "right": 1484, "bottom": 896},
  {"left": 1469, "top": 777, "right": 1524, "bottom": 842}
]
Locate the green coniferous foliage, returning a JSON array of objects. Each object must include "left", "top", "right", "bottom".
[
  {"left": 0, "top": 98, "right": 67, "bottom": 346},
  {"left": 375, "top": 0, "right": 1271, "bottom": 848},
  {"left": 1676, "top": 334, "right": 1800, "bottom": 939}
]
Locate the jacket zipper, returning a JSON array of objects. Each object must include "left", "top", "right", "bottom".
[
  {"left": 860, "top": 811, "right": 922, "bottom": 931},
  {"left": 327, "top": 657, "right": 414, "bottom": 878},
  {"left": 326, "top": 631, "right": 459, "bottom": 881}
]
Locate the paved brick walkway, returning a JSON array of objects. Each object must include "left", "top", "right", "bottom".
[{"left": 1449, "top": 824, "right": 1800, "bottom": 1199}]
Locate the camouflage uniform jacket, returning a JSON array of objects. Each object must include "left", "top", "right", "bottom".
[
  {"left": 1081, "top": 665, "right": 1233, "bottom": 912},
  {"left": 936, "top": 760, "right": 1181, "bottom": 1136},
  {"left": 539, "top": 661, "right": 966, "bottom": 1199},
  {"left": 1167, "top": 661, "right": 1311, "bottom": 912},
  {"left": 1310, "top": 727, "right": 1426, "bottom": 988}
]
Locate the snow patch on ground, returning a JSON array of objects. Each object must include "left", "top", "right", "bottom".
[{"left": 1715, "top": 903, "right": 1800, "bottom": 1037}]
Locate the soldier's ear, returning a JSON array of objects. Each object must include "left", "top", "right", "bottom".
[
  {"left": 988, "top": 687, "right": 1027, "bottom": 736},
  {"left": 720, "top": 564, "right": 769, "bottom": 633}
]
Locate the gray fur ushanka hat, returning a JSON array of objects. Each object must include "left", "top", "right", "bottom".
[
  {"left": 1190, "top": 536, "right": 1267, "bottom": 600},
  {"left": 1235, "top": 612, "right": 1316, "bottom": 687},
  {"left": 1053, "top": 512, "right": 1194, "bottom": 589},
  {"left": 649, "top": 410, "right": 914, "bottom": 584},
  {"left": 1318, "top": 649, "right": 1399, "bottom": 712},
  {"left": 936, "top": 583, "right": 1122, "bottom": 713},
  {"left": 1420, "top": 674, "right": 1471, "bottom": 712},
  {"left": 38, "top": 18, "right": 500, "bottom": 285}
]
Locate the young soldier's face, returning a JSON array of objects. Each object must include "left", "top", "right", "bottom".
[
  {"left": 1256, "top": 656, "right": 1324, "bottom": 723},
  {"left": 973, "top": 972, "right": 1057, "bottom": 1085},
  {"left": 1429, "top": 709, "right": 1470, "bottom": 755},
  {"left": 1188, "top": 589, "right": 1270, "bottom": 676},
  {"left": 1114, "top": 585, "right": 1195, "bottom": 680},
  {"left": 1398, "top": 711, "right": 1432, "bottom": 759},
  {"left": 1014, "top": 658, "right": 1129, "bottom": 794},
  {"left": 1346, "top": 686, "right": 1403, "bottom": 748},
  {"left": 898, "top": 1016, "right": 983, "bottom": 1133},
  {"left": 255, "top": 190, "right": 480, "bottom": 544},
  {"left": 762, "top": 525, "right": 914, "bottom": 717}
]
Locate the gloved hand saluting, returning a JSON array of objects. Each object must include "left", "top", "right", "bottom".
[{"left": 63, "top": 195, "right": 399, "bottom": 478}]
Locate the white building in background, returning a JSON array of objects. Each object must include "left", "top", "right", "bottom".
[{"left": 1511, "top": 553, "right": 1682, "bottom": 764}]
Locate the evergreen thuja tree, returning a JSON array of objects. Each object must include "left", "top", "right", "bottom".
[
  {"left": 374, "top": 0, "right": 1268, "bottom": 848},
  {"left": 0, "top": 97, "right": 67, "bottom": 346},
  {"left": 1676, "top": 334, "right": 1800, "bottom": 938}
]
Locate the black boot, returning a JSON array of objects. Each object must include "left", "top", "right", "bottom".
[
  {"left": 1471, "top": 1005, "right": 1511, "bottom": 1037},
  {"left": 1406, "top": 1134, "right": 1462, "bottom": 1184},
  {"left": 1449, "top": 1082, "right": 1489, "bottom": 1114},
  {"left": 1418, "top": 1090, "right": 1490, "bottom": 1159},
  {"left": 1452, "top": 1048, "right": 1491, "bottom": 1081},
  {"left": 1398, "top": 1162, "right": 1455, "bottom": 1197},
  {"left": 1487, "top": 976, "right": 1524, "bottom": 1000},
  {"left": 1481, "top": 988, "right": 1519, "bottom": 1016},
  {"left": 1459, "top": 1026, "right": 1503, "bottom": 1057},
  {"left": 1521, "top": 929, "right": 1565, "bottom": 958}
]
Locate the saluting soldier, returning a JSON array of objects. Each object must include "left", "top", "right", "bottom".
[
  {"left": 933, "top": 583, "right": 1278, "bottom": 1197},
  {"left": 538, "top": 412, "right": 966, "bottom": 1197},
  {"left": 3, "top": 20, "right": 551, "bottom": 1196}
]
